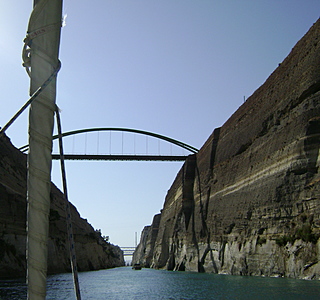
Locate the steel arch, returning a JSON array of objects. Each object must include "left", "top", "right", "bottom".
[{"left": 19, "top": 127, "right": 199, "bottom": 154}]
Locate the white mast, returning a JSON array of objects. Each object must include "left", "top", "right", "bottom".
[{"left": 24, "top": 0, "right": 62, "bottom": 299}]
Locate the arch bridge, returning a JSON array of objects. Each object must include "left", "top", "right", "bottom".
[{"left": 19, "top": 127, "right": 199, "bottom": 161}]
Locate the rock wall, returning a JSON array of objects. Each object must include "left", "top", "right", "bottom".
[
  {"left": 0, "top": 134, "right": 124, "bottom": 279},
  {"left": 133, "top": 19, "right": 320, "bottom": 279},
  {"left": 132, "top": 213, "right": 161, "bottom": 267}
]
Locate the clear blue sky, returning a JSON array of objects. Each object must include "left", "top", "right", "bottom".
[{"left": 1, "top": 1, "right": 319, "bottom": 251}]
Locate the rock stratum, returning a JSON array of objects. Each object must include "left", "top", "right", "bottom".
[
  {"left": 133, "top": 19, "right": 320, "bottom": 279},
  {"left": 0, "top": 134, "right": 124, "bottom": 279}
]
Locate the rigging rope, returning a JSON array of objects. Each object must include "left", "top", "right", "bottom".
[
  {"left": 55, "top": 107, "right": 82, "bottom": 300},
  {"left": 0, "top": 61, "right": 61, "bottom": 137},
  {"left": 0, "top": 24, "right": 61, "bottom": 137}
]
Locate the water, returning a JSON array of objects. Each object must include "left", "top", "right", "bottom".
[{"left": 1, "top": 267, "right": 320, "bottom": 299}]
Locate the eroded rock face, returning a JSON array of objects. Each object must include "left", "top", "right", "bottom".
[
  {"left": 0, "top": 134, "right": 124, "bottom": 279},
  {"left": 134, "top": 19, "right": 320, "bottom": 279},
  {"left": 132, "top": 213, "right": 161, "bottom": 267}
]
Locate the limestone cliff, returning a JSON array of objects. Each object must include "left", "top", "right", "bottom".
[
  {"left": 132, "top": 213, "right": 161, "bottom": 267},
  {"left": 133, "top": 19, "right": 320, "bottom": 279},
  {"left": 0, "top": 134, "right": 124, "bottom": 279}
]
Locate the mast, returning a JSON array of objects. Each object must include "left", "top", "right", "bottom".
[{"left": 25, "top": 0, "right": 62, "bottom": 298}]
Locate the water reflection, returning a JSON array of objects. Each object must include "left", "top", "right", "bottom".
[{"left": 0, "top": 277, "right": 27, "bottom": 300}]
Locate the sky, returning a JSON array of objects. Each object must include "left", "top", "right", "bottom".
[{"left": 1, "top": 1, "right": 319, "bottom": 254}]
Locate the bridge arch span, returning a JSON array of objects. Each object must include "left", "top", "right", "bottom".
[{"left": 19, "top": 127, "right": 199, "bottom": 154}]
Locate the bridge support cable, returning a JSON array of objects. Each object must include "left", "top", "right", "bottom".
[{"left": 55, "top": 108, "right": 81, "bottom": 300}]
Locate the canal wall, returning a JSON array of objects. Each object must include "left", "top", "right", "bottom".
[
  {"left": 0, "top": 134, "right": 124, "bottom": 278},
  {"left": 133, "top": 18, "right": 320, "bottom": 279}
]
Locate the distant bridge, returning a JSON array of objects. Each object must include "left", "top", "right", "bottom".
[
  {"left": 20, "top": 127, "right": 199, "bottom": 161},
  {"left": 121, "top": 247, "right": 136, "bottom": 256}
]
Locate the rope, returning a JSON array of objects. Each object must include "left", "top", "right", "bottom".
[
  {"left": 55, "top": 107, "right": 82, "bottom": 300},
  {"left": 0, "top": 61, "right": 61, "bottom": 137},
  {"left": 1, "top": 12, "right": 61, "bottom": 137},
  {"left": 0, "top": 23, "right": 62, "bottom": 136}
]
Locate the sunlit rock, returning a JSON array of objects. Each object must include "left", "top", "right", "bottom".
[{"left": 134, "top": 18, "right": 320, "bottom": 280}]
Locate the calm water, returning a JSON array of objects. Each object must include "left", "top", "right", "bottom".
[{"left": 1, "top": 267, "right": 320, "bottom": 299}]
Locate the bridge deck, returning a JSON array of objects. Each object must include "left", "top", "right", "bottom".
[
  {"left": 52, "top": 154, "right": 189, "bottom": 161},
  {"left": 121, "top": 247, "right": 136, "bottom": 256}
]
